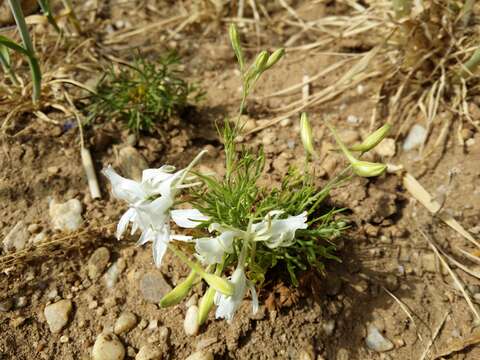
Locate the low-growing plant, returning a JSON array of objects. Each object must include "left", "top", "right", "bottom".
[
  {"left": 86, "top": 53, "right": 203, "bottom": 133},
  {"left": 102, "top": 24, "right": 390, "bottom": 324}
]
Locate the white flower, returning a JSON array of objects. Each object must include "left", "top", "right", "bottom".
[
  {"left": 195, "top": 224, "right": 241, "bottom": 264},
  {"left": 214, "top": 267, "right": 258, "bottom": 321},
  {"left": 251, "top": 210, "right": 308, "bottom": 248},
  {"left": 102, "top": 165, "right": 180, "bottom": 240},
  {"left": 193, "top": 211, "right": 308, "bottom": 264},
  {"left": 103, "top": 150, "right": 208, "bottom": 267}
]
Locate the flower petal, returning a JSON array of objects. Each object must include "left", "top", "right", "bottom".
[
  {"left": 116, "top": 207, "right": 136, "bottom": 240},
  {"left": 214, "top": 268, "right": 247, "bottom": 321},
  {"left": 254, "top": 212, "right": 308, "bottom": 249},
  {"left": 195, "top": 231, "right": 236, "bottom": 264},
  {"left": 135, "top": 196, "right": 173, "bottom": 231},
  {"left": 171, "top": 208, "right": 209, "bottom": 228},
  {"left": 152, "top": 226, "right": 171, "bottom": 267},
  {"left": 142, "top": 166, "right": 176, "bottom": 184},
  {"left": 102, "top": 166, "right": 146, "bottom": 204},
  {"left": 249, "top": 283, "right": 259, "bottom": 314},
  {"left": 170, "top": 234, "right": 193, "bottom": 242}
]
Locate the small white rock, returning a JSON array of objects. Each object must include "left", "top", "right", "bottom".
[
  {"left": 403, "top": 124, "right": 427, "bottom": 151},
  {"left": 185, "top": 294, "right": 198, "bottom": 308},
  {"left": 346, "top": 115, "right": 359, "bottom": 124},
  {"left": 185, "top": 351, "right": 213, "bottom": 360},
  {"left": 49, "top": 199, "right": 83, "bottom": 232},
  {"left": 298, "top": 349, "right": 313, "bottom": 360},
  {"left": 135, "top": 344, "right": 162, "bottom": 360},
  {"left": 184, "top": 305, "right": 199, "bottom": 336},
  {"left": 44, "top": 299, "right": 73, "bottom": 334},
  {"left": 466, "top": 138, "right": 476, "bottom": 147},
  {"left": 375, "top": 138, "right": 396, "bottom": 157},
  {"left": 3, "top": 221, "right": 29, "bottom": 253},
  {"left": 365, "top": 325, "right": 394, "bottom": 352},
  {"left": 280, "top": 118, "right": 292, "bottom": 127},
  {"left": 92, "top": 333, "right": 125, "bottom": 360},
  {"left": 30, "top": 231, "right": 47, "bottom": 244},
  {"left": 104, "top": 259, "right": 126, "bottom": 289}
]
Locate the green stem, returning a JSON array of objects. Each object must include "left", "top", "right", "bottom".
[
  {"left": 392, "top": 0, "right": 412, "bottom": 19},
  {"left": 461, "top": 48, "right": 480, "bottom": 77},
  {"left": 460, "top": 0, "right": 474, "bottom": 27},
  {"left": 7, "top": 0, "right": 41, "bottom": 103},
  {"left": 168, "top": 244, "right": 234, "bottom": 296},
  {"left": 37, "top": 0, "right": 61, "bottom": 33},
  {"left": 0, "top": 47, "right": 19, "bottom": 85}
]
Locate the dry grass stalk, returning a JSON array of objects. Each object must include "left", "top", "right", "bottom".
[{"left": 419, "top": 229, "right": 480, "bottom": 323}]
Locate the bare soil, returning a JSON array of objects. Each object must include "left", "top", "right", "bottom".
[{"left": 1, "top": 1, "right": 480, "bottom": 359}]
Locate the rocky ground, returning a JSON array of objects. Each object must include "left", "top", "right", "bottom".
[{"left": 2, "top": 1, "right": 480, "bottom": 359}]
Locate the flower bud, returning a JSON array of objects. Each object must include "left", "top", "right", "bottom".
[
  {"left": 265, "top": 48, "right": 285, "bottom": 70},
  {"left": 229, "top": 23, "right": 245, "bottom": 70},
  {"left": 202, "top": 272, "right": 234, "bottom": 296},
  {"left": 300, "top": 112, "right": 318, "bottom": 158},
  {"left": 197, "top": 287, "right": 216, "bottom": 325},
  {"left": 352, "top": 161, "right": 387, "bottom": 177},
  {"left": 254, "top": 50, "right": 269, "bottom": 72},
  {"left": 328, "top": 124, "right": 386, "bottom": 178},
  {"left": 159, "top": 270, "right": 197, "bottom": 308},
  {"left": 350, "top": 123, "right": 391, "bottom": 153}
]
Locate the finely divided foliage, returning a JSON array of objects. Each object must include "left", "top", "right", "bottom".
[
  {"left": 87, "top": 53, "right": 203, "bottom": 133},
  {"left": 104, "top": 24, "right": 390, "bottom": 324}
]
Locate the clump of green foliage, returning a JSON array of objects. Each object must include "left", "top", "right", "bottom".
[{"left": 87, "top": 53, "right": 203, "bottom": 133}]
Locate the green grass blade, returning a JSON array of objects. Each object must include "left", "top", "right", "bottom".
[
  {"left": 6, "top": 0, "right": 41, "bottom": 103},
  {"left": 0, "top": 44, "right": 19, "bottom": 85},
  {"left": 37, "top": 0, "right": 61, "bottom": 33},
  {"left": 0, "top": 35, "right": 41, "bottom": 102}
]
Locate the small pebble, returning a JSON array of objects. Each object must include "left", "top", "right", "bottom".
[
  {"left": 92, "top": 333, "right": 125, "bottom": 360},
  {"left": 147, "top": 319, "right": 158, "bottom": 331},
  {"left": 117, "top": 146, "right": 148, "bottom": 181},
  {"left": 185, "top": 351, "right": 213, "bottom": 360},
  {"left": 298, "top": 349, "right": 313, "bottom": 360},
  {"left": 59, "top": 335, "right": 69, "bottom": 343},
  {"left": 365, "top": 325, "right": 394, "bottom": 352},
  {"left": 375, "top": 138, "right": 396, "bottom": 157},
  {"left": 104, "top": 259, "right": 126, "bottom": 289},
  {"left": 88, "top": 247, "right": 110, "bottom": 280},
  {"left": 280, "top": 118, "right": 292, "bottom": 127},
  {"left": 49, "top": 199, "right": 83, "bottom": 232},
  {"left": 403, "top": 124, "right": 427, "bottom": 151},
  {"left": 113, "top": 311, "right": 137, "bottom": 335},
  {"left": 140, "top": 272, "right": 172, "bottom": 303},
  {"left": 322, "top": 320, "right": 335, "bottom": 336},
  {"left": 186, "top": 294, "right": 198, "bottom": 308},
  {"left": 0, "top": 298, "right": 13, "bottom": 312},
  {"left": 135, "top": 344, "right": 162, "bottom": 360},
  {"left": 14, "top": 296, "right": 28, "bottom": 309},
  {"left": 184, "top": 305, "right": 199, "bottom": 336},
  {"left": 44, "top": 299, "right": 73, "bottom": 333},
  {"left": 347, "top": 115, "right": 359, "bottom": 124},
  {"left": 3, "top": 221, "right": 29, "bottom": 253}
]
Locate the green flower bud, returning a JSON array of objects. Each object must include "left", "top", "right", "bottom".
[
  {"left": 197, "top": 287, "right": 216, "bottom": 325},
  {"left": 229, "top": 23, "right": 245, "bottom": 70},
  {"left": 254, "top": 50, "right": 269, "bottom": 72},
  {"left": 352, "top": 161, "right": 387, "bottom": 177},
  {"left": 328, "top": 124, "right": 386, "bottom": 178},
  {"left": 159, "top": 270, "right": 197, "bottom": 308},
  {"left": 202, "top": 272, "right": 234, "bottom": 296},
  {"left": 350, "top": 123, "right": 391, "bottom": 153},
  {"left": 265, "top": 48, "right": 285, "bottom": 70},
  {"left": 300, "top": 112, "right": 318, "bottom": 158}
]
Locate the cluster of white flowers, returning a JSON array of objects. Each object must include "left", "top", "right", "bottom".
[{"left": 103, "top": 150, "right": 309, "bottom": 321}]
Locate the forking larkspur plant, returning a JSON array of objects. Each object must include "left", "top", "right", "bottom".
[{"left": 103, "top": 24, "right": 391, "bottom": 324}]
